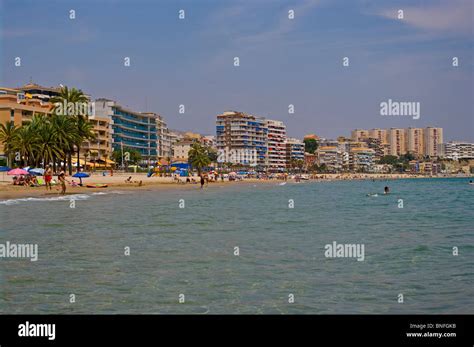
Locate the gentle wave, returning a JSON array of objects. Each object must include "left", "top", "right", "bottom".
[{"left": 0, "top": 194, "right": 91, "bottom": 205}]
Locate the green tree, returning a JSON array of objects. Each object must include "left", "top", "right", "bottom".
[
  {"left": 50, "top": 86, "right": 93, "bottom": 173},
  {"left": 304, "top": 138, "right": 318, "bottom": 154},
  {"left": 378, "top": 155, "right": 399, "bottom": 165},
  {"left": 0, "top": 121, "right": 18, "bottom": 167},
  {"left": 188, "top": 142, "right": 211, "bottom": 176},
  {"left": 111, "top": 147, "right": 142, "bottom": 166}
]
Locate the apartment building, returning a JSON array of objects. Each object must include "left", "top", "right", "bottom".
[
  {"left": 266, "top": 119, "right": 287, "bottom": 172},
  {"left": 216, "top": 111, "right": 268, "bottom": 169},
  {"left": 94, "top": 99, "right": 157, "bottom": 162},
  {"left": 424, "top": 127, "right": 443, "bottom": 157},
  {"left": 406, "top": 127, "right": 425, "bottom": 157}
]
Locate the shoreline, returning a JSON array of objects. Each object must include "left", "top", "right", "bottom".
[{"left": 0, "top": 173, "right": 472, "bottom": 200}]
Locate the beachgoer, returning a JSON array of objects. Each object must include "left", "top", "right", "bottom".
[
  {"left": 384, "top": 186, "right": 390, "bottom": 194},
  {"left": 200, "top": 175, "right": 205, "bottom": 189},
  {"left": 58, "top": 171, "right": 67, "bottom": 195},
  {"left": 125, "top": 176, "right": 132, "bottom": 183},
  {"left": 44, "top": 166, "right": 53, "bottom": 191}
]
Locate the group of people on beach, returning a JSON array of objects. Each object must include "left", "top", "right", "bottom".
[{"left": 39, "top": 165, "right": 67, "bottom": 195}]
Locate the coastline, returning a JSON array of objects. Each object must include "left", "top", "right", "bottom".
[{"left": 0, "top": 173, "right": 472, "bottom": 200}]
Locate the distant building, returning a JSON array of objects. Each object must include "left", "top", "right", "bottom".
[
  {"left": 94, "top": 98, "right": 158, "bottom": 163},
  {"left": 389, "top": 128, "right": 406, "bottom": 157},
  {"left": 317, "top": 146, "right": 343, "bottom": 172},
  {"left": 349, "top": 148, "right": 375, "bottom": 171},
  {"left": 369, "top": 128, "right": 389, "bottom": 145},
  {"left": 406, "top": 127, "right": 425, "bottom": 157},
  {"left": 173, "top": 140, "right": 194, "bottom": 161},
  {"left": 156, "top": 115, "right": 173, "bottom": 159},
  {"left": 440, "top": 141, "right": 474, "bottom": 160},
  {"left": 266, "top": 119, "right": 287, "bottom": 171},
  {"left": 285, "top": 138, "right": 305, "bottom": 167},
  {"left": 424, "top": 127, "right": 443, "bottom": 158},
  {"left": 216, "top": 111, "right": 268, "bottom": 169},
  {"left": 351, "top": 129, "right": 369, "bottom": 142}
]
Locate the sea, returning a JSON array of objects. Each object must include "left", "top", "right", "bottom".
[{"left": 0, "top": 178, "right": 473, "bottom": 314}]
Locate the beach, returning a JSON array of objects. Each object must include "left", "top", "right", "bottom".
[{"left": 1, "top": 172, "right": 460, "bottom": 200}]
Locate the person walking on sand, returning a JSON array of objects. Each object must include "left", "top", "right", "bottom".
[
  {"left": 44, "top": 165, "right": 53, "bottom": 191},
  {"left": 58, "top": 171, "right": 67, "bottom": 195}
]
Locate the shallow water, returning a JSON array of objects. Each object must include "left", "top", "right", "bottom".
[{"left": 0, "top": 178, "right": 473, "bottom": 314}]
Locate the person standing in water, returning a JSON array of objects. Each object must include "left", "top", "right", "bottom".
[
  {"left": 384, "top": 186, "right": 390, "bottom": 194},
  {"left": 200, "top": 175, "right": 205, "bottom": 189}
]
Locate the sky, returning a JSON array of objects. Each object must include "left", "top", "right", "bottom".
[{"left": 0, "top": 0, "right": 473, "bottom": 141}]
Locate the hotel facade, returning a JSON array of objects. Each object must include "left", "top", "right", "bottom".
[
  {"left": 94, "top": 99, "right": 158, "bottom": 162},
  {"left": 216, "top": 111, "right": 268, "bottom": 169}
]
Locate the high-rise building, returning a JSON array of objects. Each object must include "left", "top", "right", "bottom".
[
  {"left": 285, "top": 138, "right": 305, "bottom": 168},
  {"left": 389, "top": 128, "right": 407, "bottom": 157},
  {"left": 156, "top": 115, "right": 173, "bottom": 159},
  {"left": 216, "top": 111, "right": 268, "bottom": 169},
  {"left": 424, "top": 127, "right": 443, "bottom": 157},
  {"left": 266, "top": 119, "right": 287, "bottom": 172},
  {"left": 351, "top": 129, "right": 369, "bottom": 142},
  {"left": 94, "top": 99, "right": 158, "bottom": 163},
  {"left": 369, "top": 128, "right": 389, "bottom": 144},
  {"left": 317, "top": 146, "right": 343, "bottom": 172},
  {"left": 349, "top": 148, "right": 375, "bottom": 171},
  {"left": 406, "top": 127, "right": 425, "bottom": 157}
]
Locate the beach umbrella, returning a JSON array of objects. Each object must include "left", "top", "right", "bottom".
[
  {"left": 72, "top": 172, "right": 90, "bottom": 185},
  {"left": 7, "top": 168, "right": 28, "bottom": 175},
  {"left": 28, "top": 168, "right": 45, "bottom": 176}
]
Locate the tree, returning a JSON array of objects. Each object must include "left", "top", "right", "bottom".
[
  {"left": 188, "top": 142, "right": 211, "bottom": 176},
  {"left": 11, "top": 125, "right": 40, "bottom": 167},
  {"left": 111, "top": 147, "right": 142, "bottom": 166},
  {"left": 304, "top": 138, "right": 318, "bottom": 154},
  {"left": 50, "top": 86, "right": 93, "bottom": 173},
  {"left": 0, "top": 121, "right": 18, "bottom": 167},
  {"left": 378, "top": 155, "right": 399, "bottom": 165}
]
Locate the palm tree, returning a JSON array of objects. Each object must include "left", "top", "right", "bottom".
[
  {"left": 0, "top": 121, "right": 17, "bottom": 167},
  {"left": 11, "top": 125, "right": 40, "bottom": 167},
  {"left": 188, "top": 142, "right": 211, "bottom": 176},
  {"left": 37, "top": 120, "right": 64, "bottom": 169},
  {"left": 50, "top": 86, "right": 92, "bottom": 173}
]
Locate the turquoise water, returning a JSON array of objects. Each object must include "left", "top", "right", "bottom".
[{"left": 0, "top": 178, "right": 473, "bottom": 314}]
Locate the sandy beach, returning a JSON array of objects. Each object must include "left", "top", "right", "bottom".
[{"left": 1, "top": 172, "right": 465, "bottom": 200}]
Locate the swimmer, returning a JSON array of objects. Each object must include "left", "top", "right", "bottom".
[{"left": 384, "top": 186, "right": 390, "bottom": 194}]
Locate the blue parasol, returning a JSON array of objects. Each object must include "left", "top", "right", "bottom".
[{"left": 72, "top": 172, "right": 90, "bottom": 185}]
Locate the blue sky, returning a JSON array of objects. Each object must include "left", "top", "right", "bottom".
[{"left": 1, "top": 0, "right": 473, "bottom": 141}]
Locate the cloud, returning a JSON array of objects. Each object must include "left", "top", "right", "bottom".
[
  {"left": 376, "top": 0, "right": 472, "bottom": 35},
  {"left": 236, "top": 0, "right": 321, "bottom": 44}
]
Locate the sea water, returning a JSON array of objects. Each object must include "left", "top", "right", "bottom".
[{"left": 0, "top": 178, "right": 472, "bottom": 314}]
